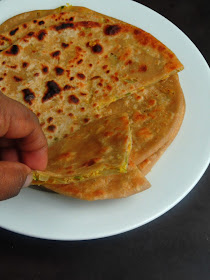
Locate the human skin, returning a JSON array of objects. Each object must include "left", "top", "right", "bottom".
[{"left": 0, "top": 91, "right": 48, "bottom": 201}]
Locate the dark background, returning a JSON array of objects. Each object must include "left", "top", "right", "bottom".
[{"left": 0, "top": 0, "right": 209, "bottom": 279}]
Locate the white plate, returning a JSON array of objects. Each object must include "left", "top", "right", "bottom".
[{"left": 0, "top": 0, "right": 209, "bottom": 240}]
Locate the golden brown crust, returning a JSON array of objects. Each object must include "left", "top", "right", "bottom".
[
  {"left": 42, "top": 162, "right": 151, "bottom": 200},
  {"left": 104, "top": 74, "right": 186, "bottom": 165},
  {"left": 32, "top": 114, "right": 131, "bottom": 184},
  {"left": 139, "top": 78, "right": 186, "bottom": 174}
]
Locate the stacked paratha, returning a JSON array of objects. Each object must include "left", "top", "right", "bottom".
[{"left": 0, "top": 6, "right": 185, "bottom": 200}]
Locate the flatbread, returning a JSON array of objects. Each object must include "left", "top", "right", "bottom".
[
  {"left": 0, "top": 6, "right": 183, "bottom": 146},
  {"left": 0, "top": 7, "right": 67, "bottom": 34},
  {"left": 42, "top": 161, "right": 151, "bottom": 201},
  {"left": 32, "top": 114, "right": 132, "bottom": 184},
  {"left": 103, "top": 74, "right": 185, "bottom": 165},
  {"left": 138, "top": 79, "right": 185, "bottom": 175},
  {"left": 0, "top": 6, "right": 186, "bottom": 200},
  {"left": 138, "top": 141, "right": 170, "bottom": 175}
]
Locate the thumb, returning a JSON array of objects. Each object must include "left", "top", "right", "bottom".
[{"left": 0, "top": 161, "right": 32, "bottom": 201}]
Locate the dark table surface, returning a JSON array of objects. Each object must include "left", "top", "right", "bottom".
[{"left": 0, "top": 0, "right": 209, "bottom": 279}]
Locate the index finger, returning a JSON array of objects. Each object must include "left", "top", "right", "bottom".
[{"left": 0, "top": 92, "right": 48, "bottom": 170}]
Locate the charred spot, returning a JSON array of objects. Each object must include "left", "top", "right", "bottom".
[
  {"left": 111, "top": 75, "right": 119, "bottom": 82},
  {"left": 75, "top": 46, "right": 82, "bottom": 52},
  {"left": 80, "top": 107, "right": 85, "bottom": 112},
  {"left": 36, "top": 112, "right": 41, "bottom": 117},
  {"left": 9, "top": 27, "right": 19, "bottom": 36},
  {"left": 61, "top": 42, "right": 69, "bottom": 48},
  {"left": 98, "top": 82, "right": 103, "bottom": 87},
  {"left": 80, "top": 92, "right": 87, "bottom": 96},
  {"left": 47, "top": 125, "right": 56, "bottom": 132},
  {"left": 9, "top": 65, "right": 17, "bottom": 69},
  {"left": 79, "top": 21, "right": 101, "bottom": 28},
  {"left": 83, "top": 118, "right": 89, "bottom": 123},
  {"left": 55, "top": 67, "right": 64, "bottom": 75},
  {"left": 33, "top": 20, "right": 37, "bottom": 23},
  {"left": 89, "top": 63, "right": 92, "bottom": 67},
  {"left": 104, "top": 131, "right": 114, "bottom": 137},
  {"left": 23, "top": 23, "right": 27, "bottom": 28},
  {"left": 63, "top": 85, "right": 71, "bottom": 90},
  {"left": 22, "top": 88, "right": 35, "bottom": 105},
  {"left": 77, "top": 59, "right": 83, "bottom": 64},
  {"left": 106, "top": 85, "right": 112, "bottom": 91},
  {"left": 5, "top": 45, "right": 19, "bottom": 55},
  {"left": 83, "top": 158, "right": 99, "bottom": 167},
  {"left": 51, "top": 50, "right": 60, "bottom": 58},
  {"left": 70, "top": 77, "right": 74, "bottom": 81},
  {"left": 139, "top": 64, "right": 147, "bottom": 72},
  {"left": 0, "top": 77, "right": 3, "bottom": 81},
  {"left": 68, "top": 113, "right": 74, "bottom": 118},
  {"left": 54, "top": 22, "right": 74, "bottom": 31},
  {"left": 13, "top": 76, "right": 22, "bottom": 82},
  {"left": 42, "top": 66, "right": 49, "bottom": 74},
  {"left": 148, "top": 99, "right": 156, "bottom": 107},
  {"left": 42, "top": 80, "right": 61, "bottom": 102},
  {"left": 104, "top": 25, "right": 121, "bottom": 35},
  {"left": 68, "top": 95, "right": 80, "bottom": 104},
  {"left": 125, "top": 60, "right": 132, "bottom": 65},
  {"left": 91, "top": 44, "right": 103, "bottom": 54},
  {"left": 69, "top": 17, "right": 74, "bottom": 21},
  {"left": 86, "top": 42, "right": 90, "bottom": 48},
  {"left": 2, "top": 61, "right": 6, "bottom": 65},
  {"left": 106, "top": 70, "right": 110, "bottom": 74},
  {"left": 79, "top": 31, "right": 85, "bottom": 37},
  {"left": 134, "top": 29, "right": 141, "bottom": 35},
  {"left": 37, "top": 30, "right": 47, "bottom": 41},
  {"left": 38, "top": 20, "right": 45, "bottom": 25},
  {"left": 102, "top": 65, "right": 108, "bottom": 69},
  {"left": 57, "top": 109, "right": 63, "bottom": 113},
  {"left": 34, "top": 73, "right": 40, "bottom": 77},
  {"left": 22, "top": 62, "right": 29, "bottom": 68},
  {"left": 47, "top": 117, "right": 53, "bottom": 123},
  {"left": 1, "top": 87, "right": 6, "bottom": 92},
  {"left": 91, "top": 76, "right": 100, "bottom": 80},
  {"left": 77, "top": 73, "right": 85, "bottom": 80},
  {"left": 27, "top": 32, "right": 34, "bottom": 37}
]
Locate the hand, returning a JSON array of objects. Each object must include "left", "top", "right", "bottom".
[{"left": 0, "top": 91, "right": 48, "bottom": 201}]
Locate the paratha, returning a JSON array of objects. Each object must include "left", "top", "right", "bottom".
[
  {"left": 42, "top": 161, "right": 151, "bottom": 201},
  {"left": 33, "top": 114, "right": 132, "bottom": 184},
  {"left": 0, "top": 7, "right": 67, "bottom": 35},
  {"left": 0, "top": 6, "right": 183, "bottom": 146},
  {"left": 103, "top": 74, "right": 185, "bottom": 165},
  {"left": 0, "top": 6, "right": 186, "bottom": 200}
]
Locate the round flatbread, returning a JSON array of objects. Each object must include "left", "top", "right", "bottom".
[{"left": 0, "top": 6, "right": 183, "bottom": 146}]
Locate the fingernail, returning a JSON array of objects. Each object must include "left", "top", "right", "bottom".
[{"left": 23, "top": 173, "right": 33, "bottom": 188}]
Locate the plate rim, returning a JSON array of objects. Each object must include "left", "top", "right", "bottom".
[{"left": 0, "top": 0, "right": 209, "bottom": 240}]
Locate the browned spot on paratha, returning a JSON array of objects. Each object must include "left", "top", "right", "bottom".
[
  {"left": 22, "top": 88, "right": 35, "bottom": 105},
  {"left": 42, "top": 81, "right": 61, "bottom": 102}
]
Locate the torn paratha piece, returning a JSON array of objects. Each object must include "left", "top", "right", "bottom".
[
  {"left": 41, "top": 161, "right": 150, "bottom": 201},
  {"left": 32, "top": 114, "right": 132, "bottom": 185}
]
